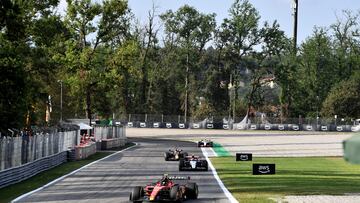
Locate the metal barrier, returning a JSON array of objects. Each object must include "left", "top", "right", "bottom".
[{"left": 0, "top": 151, "right": 67, "bottom": 189}]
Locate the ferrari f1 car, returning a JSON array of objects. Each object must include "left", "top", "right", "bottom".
[
  {"left": 179, "top": 155, "right": 208, "bottom": 171},
  {"left": 129, "top": 174, "right": 198, "bottom": 202},
  {"left": 197, "top": 139, "right": 213, "bottom": 147},
  {"left": 164, "top": 148, "right": 188, "bottom": 161}
]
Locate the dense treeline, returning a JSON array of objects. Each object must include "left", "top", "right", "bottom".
[{"left": 1, "top": 0, "right": 359, "bottom": 131}]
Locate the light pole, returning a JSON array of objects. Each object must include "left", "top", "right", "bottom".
[
  {"left": 292, "top": 0, "right": 298, "bottom": 53},
  {"left": 58, "top": 80, "right": 63, "bottom": 122},
  {"left": 316, "top": 95, "right": 319, "bottom": 127}
]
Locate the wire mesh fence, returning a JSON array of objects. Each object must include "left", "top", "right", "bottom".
[
  {"left": 114, "top": 114, "right": 357, "bottom": 126},
  {"left": 0, "top": 131, "right": 78, "bottom": 171}
]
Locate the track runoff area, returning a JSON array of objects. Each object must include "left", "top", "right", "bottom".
[
  {"left": 12, "top": 136, "right": 236, "bottom": 203},
  {"left": 12, "top": 128, "right": 353, "bottom": 203}
]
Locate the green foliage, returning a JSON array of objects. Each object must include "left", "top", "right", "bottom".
[
  {"left": 321, "top": 72, "right": 360, "bottom": 118},
  {"left": 2, "top": 1, "right": 360, "bottom": 131}
]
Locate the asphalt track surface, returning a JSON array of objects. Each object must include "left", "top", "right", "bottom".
[{"left": 16, "top": 138, "right": 230, "bottom": 203}]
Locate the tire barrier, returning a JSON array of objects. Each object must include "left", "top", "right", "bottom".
[
  {"left": 206, "top": 123, "right": 214, "bottom": 129},
  {"left": 250, "top": 124, "right": 257, "bottom": 130},
  {"left": 0, "top": 151, "right": 67, "bottom": 189},
  {"left": 336, "top": 126, "right": 343, "bottom": 131},
  {"left": 321, "top": 125, "right": 328, "bottom": 131},
  {"left": 264, "top": 124, "right": 271, "bottom": 130},
  {"left": 292, "top": 125, "right": 300, "bottom": 131},
  {"left": 305, "top": 125, "right": 313, "bottom": 131},
  {"left": 278, "top": 125, "right": 285, "bottom": 130},
  {"left": 140, "top": 122, "right": 147, "bottom": 128},
  {"left": 192, "top": 123, "right": 200, "bottom": 129},
  {"left": 351, "top": 126, "right": 360, "bottom": 132},
  {"left": 118, "top": 120, "right": 356, "bottom": 132}
]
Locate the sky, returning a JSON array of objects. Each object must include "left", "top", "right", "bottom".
[{"left": 58, "top": 0, "right": 360, "bottom": 45}]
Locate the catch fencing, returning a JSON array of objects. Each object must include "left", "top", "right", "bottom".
[
  {"left": 0, "top": 125, "right": 127, "bottom": 189},
  {"left": 0, "top": 131, "right": 77, "bottom": 171}
]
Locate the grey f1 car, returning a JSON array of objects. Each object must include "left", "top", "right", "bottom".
[{"left": 179, "top": 155, "right": 208, "bottom": 171}]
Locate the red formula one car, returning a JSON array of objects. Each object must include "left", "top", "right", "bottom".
[{"left": 129, "top": 175, "right": 198, "bottom": 202}]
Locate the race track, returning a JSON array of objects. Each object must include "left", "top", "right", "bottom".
[{"left": 15, "top": 138, "right": 231, "bottom": 203}]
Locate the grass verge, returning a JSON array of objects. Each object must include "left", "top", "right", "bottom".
[
  {"left": 211, "top": 156, "right": 360, "bottom": 203},
  {"left": 0, "top": 142, "right": 134, "bottom": 203}
]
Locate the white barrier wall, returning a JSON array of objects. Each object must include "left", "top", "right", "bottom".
[{"left": 94, "top": 125, "right": 126, "bottom": 141}]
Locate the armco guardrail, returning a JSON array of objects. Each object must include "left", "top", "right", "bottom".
[{"left": 0, "top": 151, "right": 67, "bottom": 189}]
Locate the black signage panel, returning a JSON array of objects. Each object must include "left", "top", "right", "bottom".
[
  {"left": 252, "top": 164, "right": 276, "bottom": 175},
  {"left": 236, "top": 153, "right": 252, "bottom": 161}
]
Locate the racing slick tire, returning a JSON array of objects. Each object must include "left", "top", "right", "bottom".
[
  {"left": 180, "top": 152, "right": 188, "bottom": 158},
  {"left": 130, "top": 186, "right": 143, "bottom": 203},
  {"left": 197, "top": 142, "right": 202, "bottom": 147},
  {"left": 179, "top": 159, "right": 185, "bottom": 171},
  {"left": 204, "top": 161, "right": 208, "bottom": 171},
  {"left": 170, "top": 185, "right": 181, "bottom": 202},
  {"left": 185, "top": 183, "right": 198, "bottom": 199},
  {"left": 164, "top": 152, "right": 170, "bottom": 161}
]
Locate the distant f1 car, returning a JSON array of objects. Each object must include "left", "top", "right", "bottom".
[
  {"left": 129, "top": 174, "right": 198, "bottom": 202},
  {"left": 197, "top": 139, "right": 213, "bottom": 147},
  {"left": 179, "top": 155, "right": 208, "bottom": 171},
  {"left": 164, "top": 148, "right": 188, "bottom": 161}
]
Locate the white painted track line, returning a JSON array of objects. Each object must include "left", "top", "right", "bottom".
[
  {"left": 201, "top": 147, "right": 239, "bottom": 203},
  {"left": 11, "top": 143, "right": 138, "bottom": 203}
]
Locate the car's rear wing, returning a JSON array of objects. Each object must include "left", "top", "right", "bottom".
[{"left": 168, "top": 176, "right": 190, "bottom": 180}]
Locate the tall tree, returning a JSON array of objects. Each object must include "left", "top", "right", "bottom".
[
  {"left": 321, "top": 72, "right": 360, "bottom": 118},
  {"left": 63, "top": 0, "right": 130, "bottom": 123},
  {"left": 297, "top": 27, "right": 335, "bottom": 117},
  {"left": 331, "top": 10, "right": 360, "bottom": 81},
  {"left": 0, "top": 0, "right": 66, "bottom": 130},
  {"left": 160, "top": 5, "right": 216, "bottom": 122},
  {"left": 218, "top": 0, "right": 261, "bottom": 122}
]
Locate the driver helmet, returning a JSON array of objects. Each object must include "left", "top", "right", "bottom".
[{"left": 161, "top": 174, "right": 169, "bottom": 185}]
